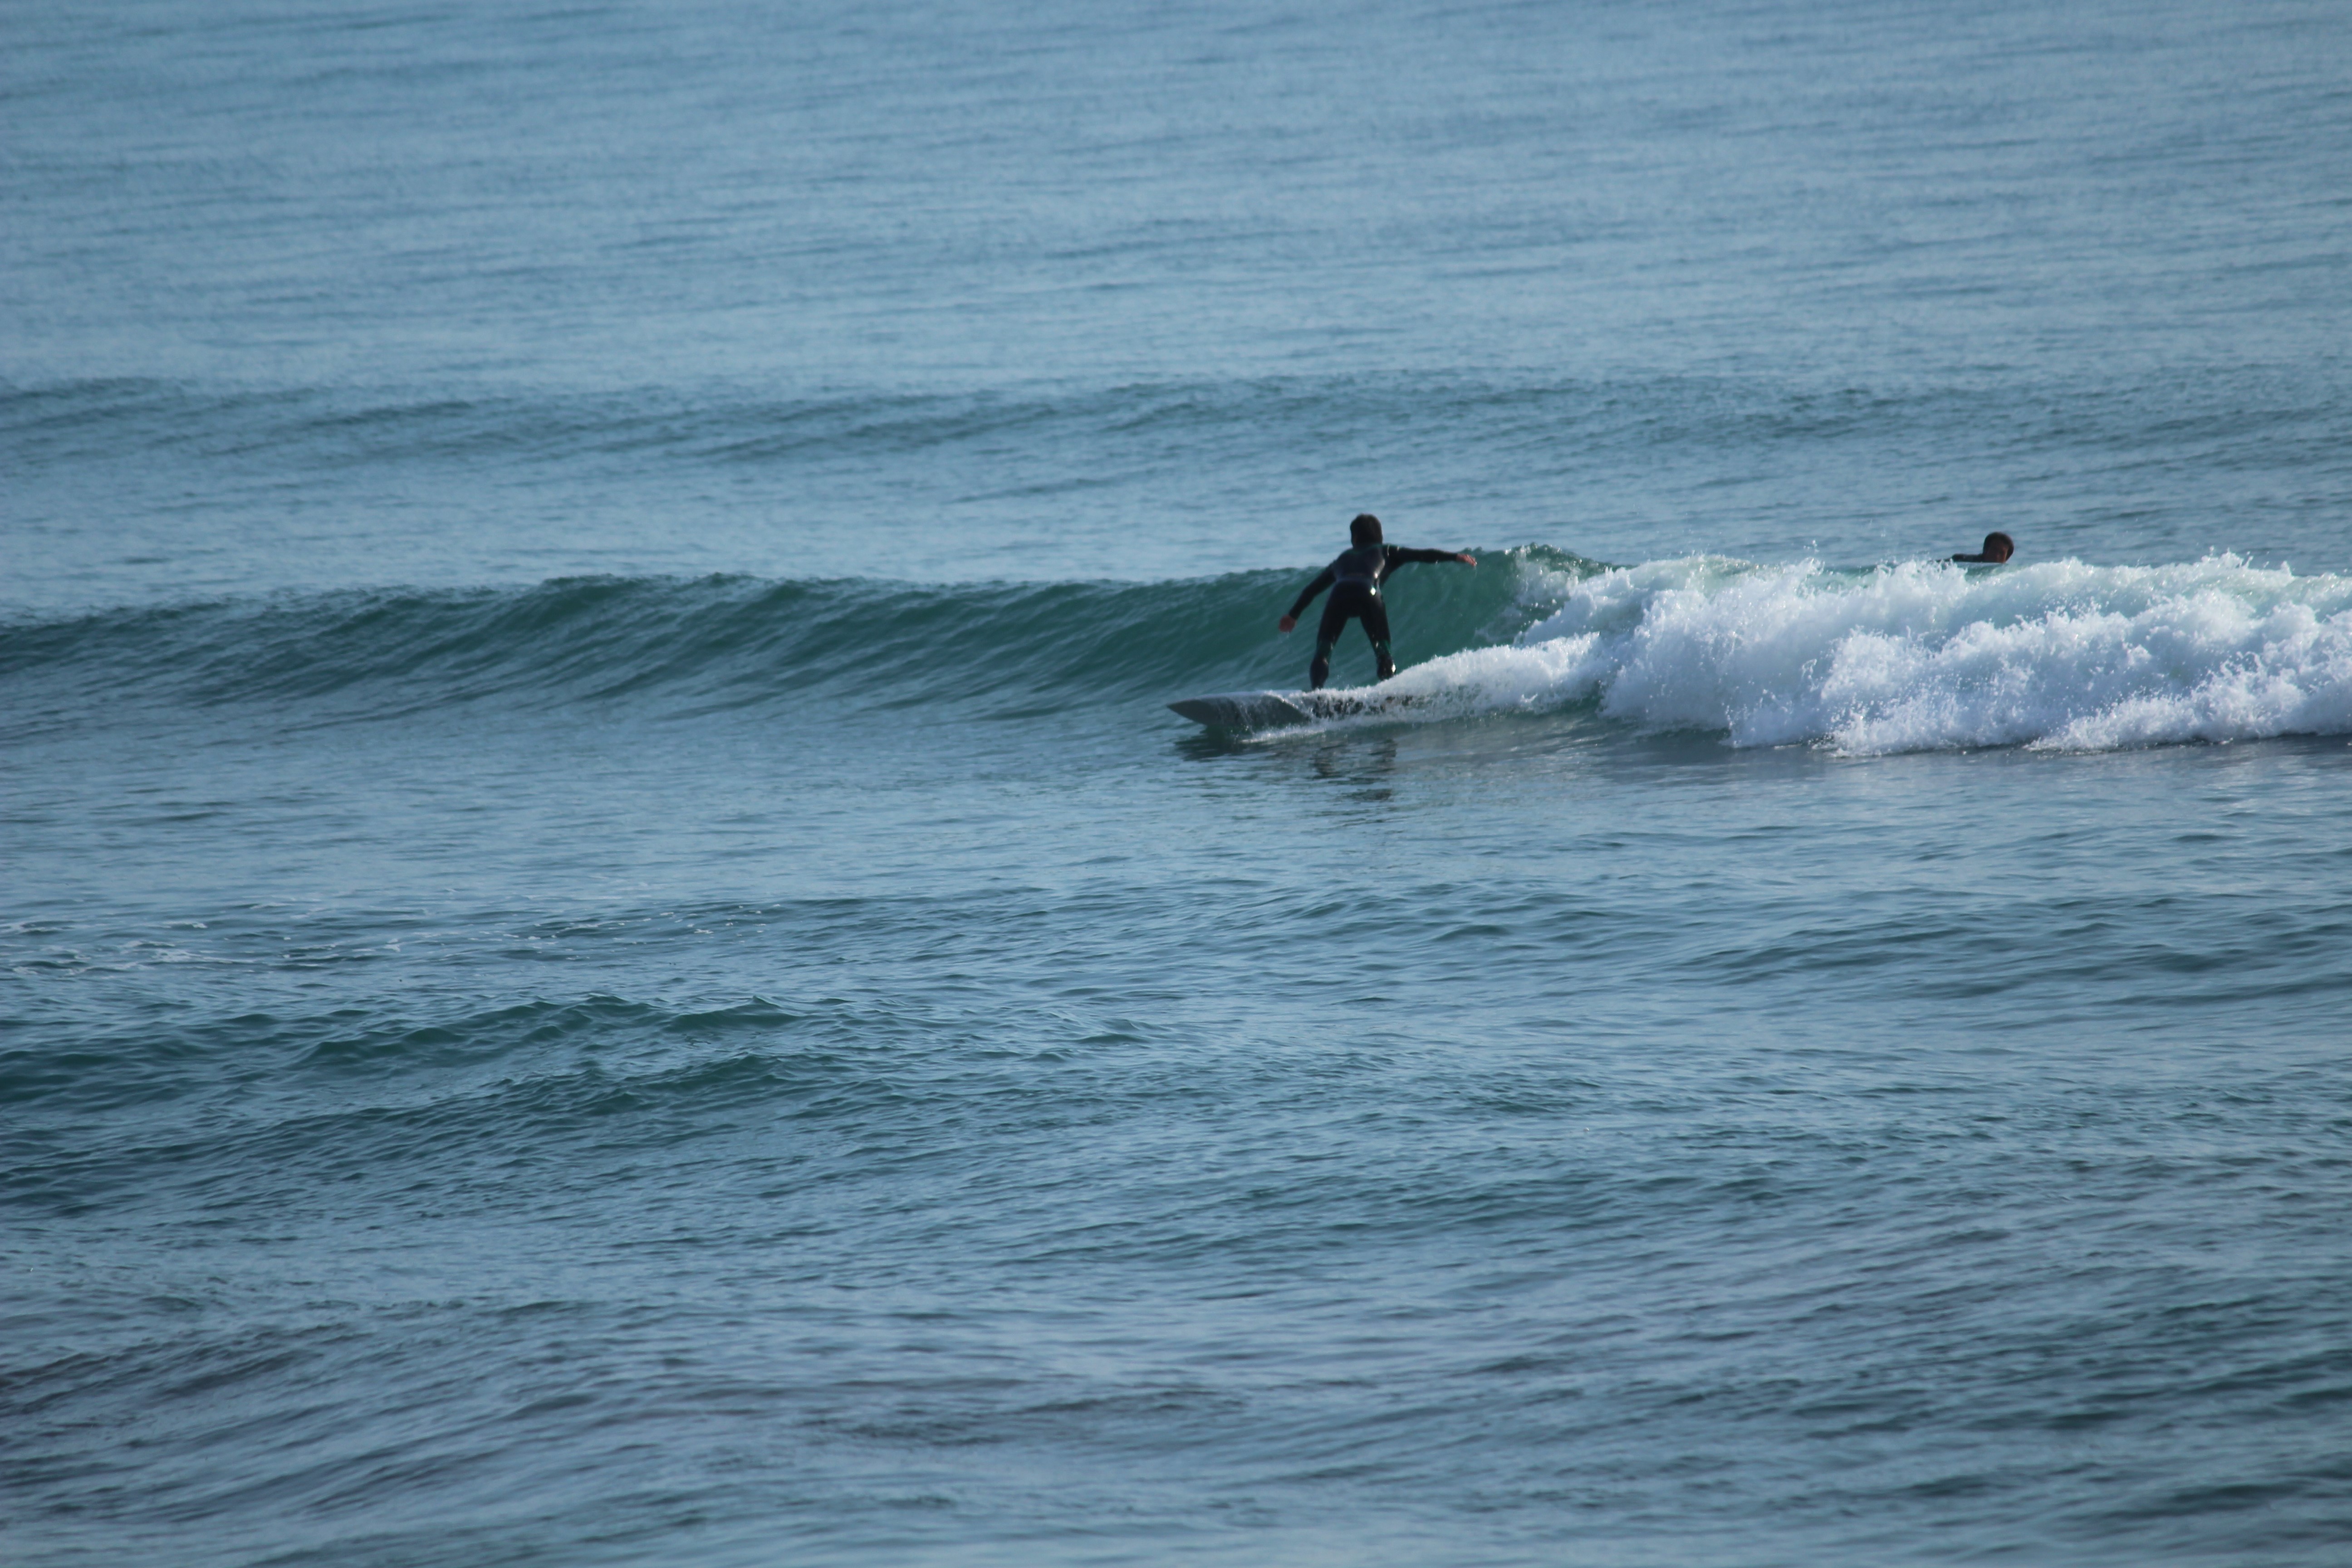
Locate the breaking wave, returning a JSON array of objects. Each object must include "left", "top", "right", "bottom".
[
  {"left": 7, "top": 549, "right": 2350, "bottom": 752},
  {"left": 1310, "top": 553, "right": 2352, "bottom": 753}
]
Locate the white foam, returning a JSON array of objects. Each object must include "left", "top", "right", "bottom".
[{"left": 1314, "top": 554, "right": 2352, "bottom": 753}]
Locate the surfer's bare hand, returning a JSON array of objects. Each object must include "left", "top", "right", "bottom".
[
  {"left": 1455, "top": 553, "right": 1476, "bottom": 565},
  {"left": 1278, "top": 615, "right": 1297, "bottom": 633}
]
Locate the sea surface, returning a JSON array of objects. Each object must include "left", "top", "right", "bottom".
[{"left": 6, "top": 3, "right": 2352, "bottom": 1564}]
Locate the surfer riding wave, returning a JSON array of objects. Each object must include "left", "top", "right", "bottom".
[{"left": 1279, "top": 514, "right": 1477, "bottom": 689}]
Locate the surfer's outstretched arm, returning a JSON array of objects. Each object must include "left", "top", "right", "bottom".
[
  {"left": 1386, "top": 547, "right": 1478, "bottom": 568},
  {"left": 1279, "top": 566, "right": 1336, "bottom": 632}
]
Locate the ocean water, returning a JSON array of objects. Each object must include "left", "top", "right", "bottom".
[{"left": 6, "top": 2, "right": 2352, "bottom": 1565}]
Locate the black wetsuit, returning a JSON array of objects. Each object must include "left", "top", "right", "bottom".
[{"left": 1286, "top": 544, "right": 1462, "bottom": 690}]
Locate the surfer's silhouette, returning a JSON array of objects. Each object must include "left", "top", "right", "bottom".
[
  {"left": 1953, "top": 531, "right": 2015, "bottom": 564},
  {"left": 1278, "top": 514, "right": 1476, "bottom": 690}
]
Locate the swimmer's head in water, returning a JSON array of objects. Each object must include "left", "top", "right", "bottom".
[
  {"left": 1981, "top": 531, "right": 2015, "bottom": 562},
  {"left": 1350, "top": 513, "right": 1383, "bottom": 546}
]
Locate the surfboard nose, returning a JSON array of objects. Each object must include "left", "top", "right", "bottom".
[{"left": 1169, "top": 692, "right": 1314, "bottom": 730}]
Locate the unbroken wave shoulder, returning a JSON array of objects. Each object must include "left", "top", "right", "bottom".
[{"left": 0, "top": 559, "right": 1558, "bottom": 739}]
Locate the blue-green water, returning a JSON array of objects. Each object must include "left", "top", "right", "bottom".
[{"left": 7, "top": 3, "right": 2352, "bottom": 1564}]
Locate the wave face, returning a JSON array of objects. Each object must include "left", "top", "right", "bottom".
[
  {"left": 0, "top": 557, "right": 1544, "bottom": 735},
  {"left": 1303, "top": 554, "right": 2352, "bottom": 754}
]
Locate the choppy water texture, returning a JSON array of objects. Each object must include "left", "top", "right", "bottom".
[{"left": 6, "top": 2, "right": 2352, "bottom": 1565}]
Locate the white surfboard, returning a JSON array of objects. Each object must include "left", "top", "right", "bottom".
[{"left": 1167, "top": 689, "right": 1418, "bottom": 731}]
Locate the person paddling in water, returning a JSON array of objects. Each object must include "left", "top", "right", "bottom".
[
  {"left": 1953, "top": 531, "right": 2015, "bottom": 564},
  {"left": 1278, "top": 514, "right": 1476, "bottom": 690}
]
